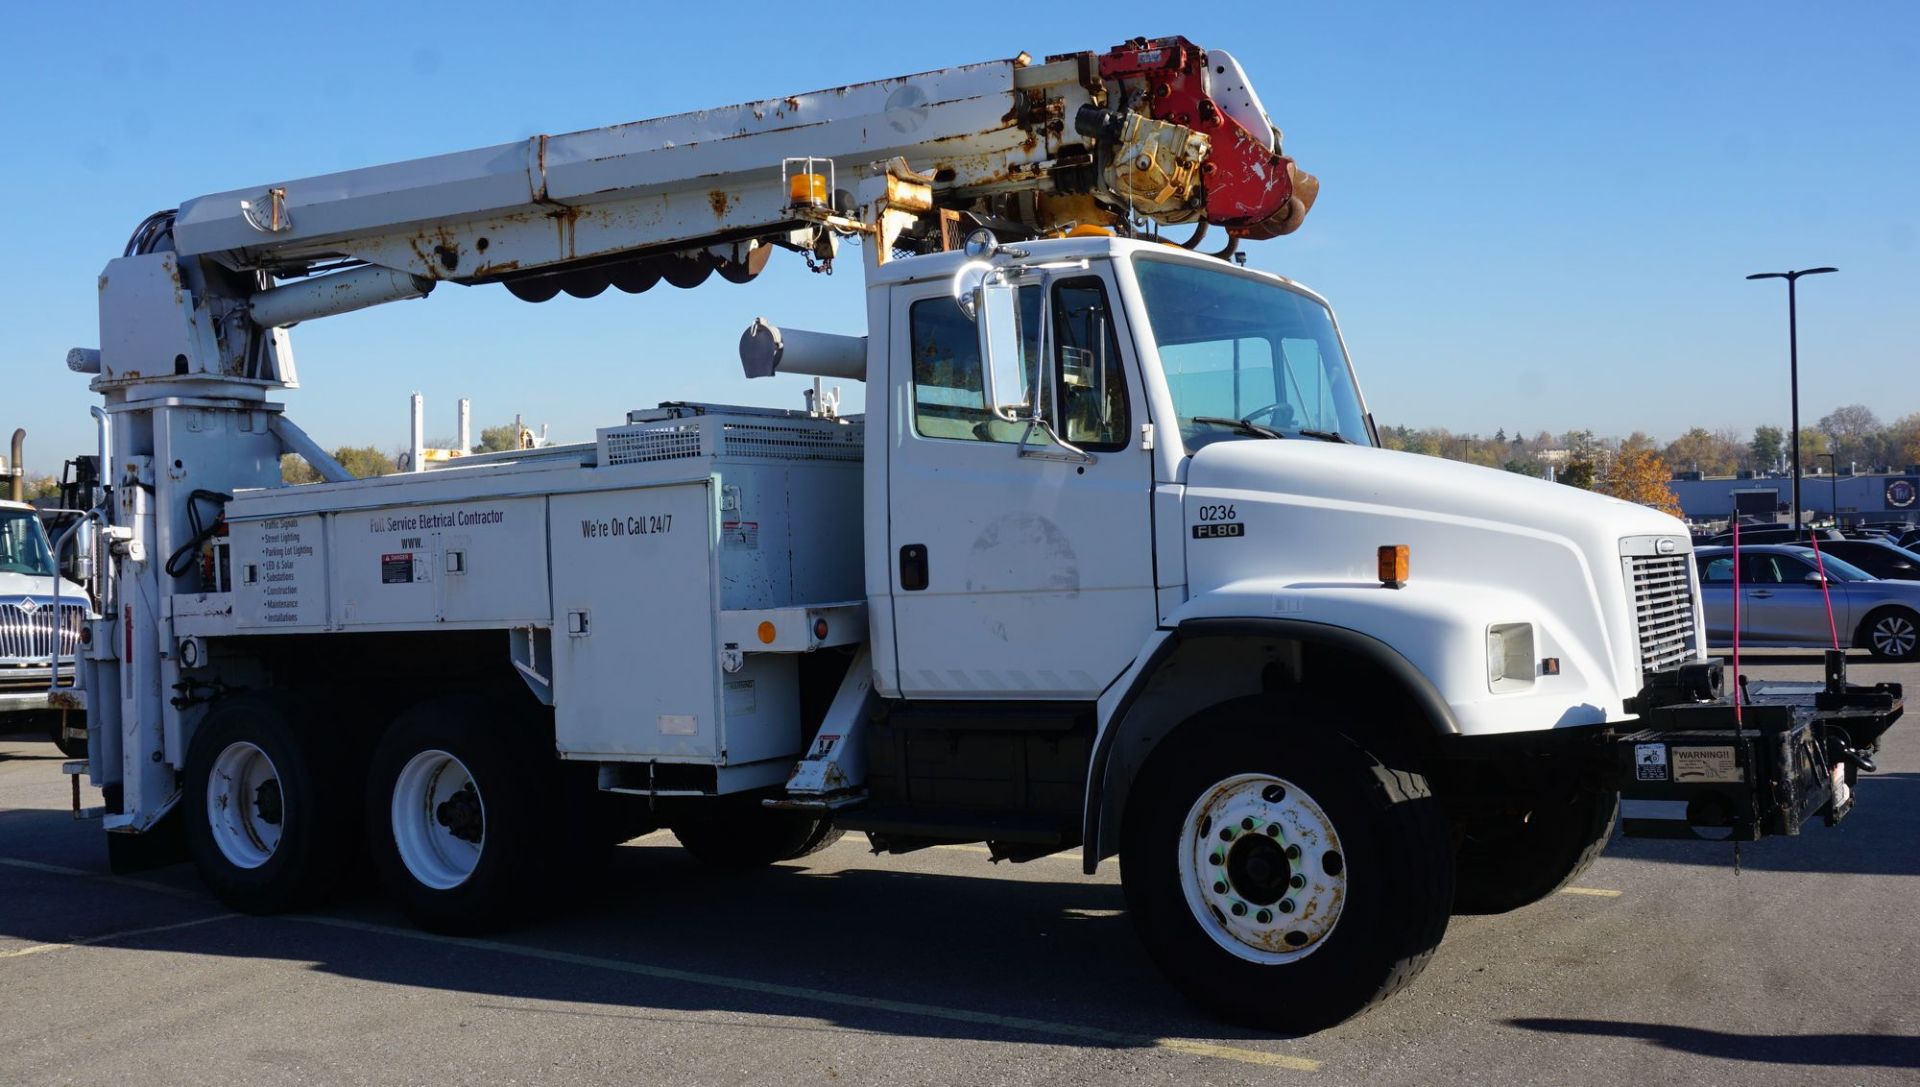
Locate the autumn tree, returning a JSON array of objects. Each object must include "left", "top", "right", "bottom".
[
  {"left": 1750, "top": 425, "right": 1784, "bottom": 470},
  {"left": 1559, "top": 457, "right": 1597, "bottom": 490},
  {"left": 1819, "top": 404, "right": 1882, "bottom": 468},
  {"left": 1664, "top": 427, "right": 1740, "bottom": 476},
  {"left": 280, "top": 446, "right": 397, "bottom": 483},
  {"left": 1603, "top": 448, "right": 1684, "bottom": 516},
  {"left": 1885, "top": 413, "right": 1920, "bottom": 469}
]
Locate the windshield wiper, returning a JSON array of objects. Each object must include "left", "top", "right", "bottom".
[
  {"left": 1296, "top": 428, "right": 1352, "bottom": 444},
  {"left": 1193, "top": 416, "right": 1283, "bottom": 439}
]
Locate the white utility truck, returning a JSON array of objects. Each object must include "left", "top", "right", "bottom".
[{"left": 56, "top": 36, "right": 1899, "bottom": 1032}]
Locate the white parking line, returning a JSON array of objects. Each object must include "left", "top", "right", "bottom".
[
  {"left": 0, "top": 853, "right": 1320, "bottom": 1072},
  {"left": 1560, "top": 887, "right": 1623, "bottom": 897},
  {"left": 297, "top": 915, "right": 1321, "bottom": 1072},
  {"left": 0, "top": 913, "right": 238, "bottom": 960}
]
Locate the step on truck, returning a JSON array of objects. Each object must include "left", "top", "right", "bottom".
[{"left": 53, "top": 36, "right": 1901, "bottom": 1032}]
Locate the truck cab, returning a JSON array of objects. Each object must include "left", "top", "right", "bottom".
[
  {"left": 864, "top": 237, "right": 1694, "bottom": 726},
  {"left": 0, "top": 499, "right": 87, "bottom": 745}
]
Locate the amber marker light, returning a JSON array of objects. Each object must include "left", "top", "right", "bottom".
[
  {"left": 757, "top": 621, "right": 778, "bottom": 645},
  {"left": 1378, "top": 545, "right": 1409, "bottom": 589}
]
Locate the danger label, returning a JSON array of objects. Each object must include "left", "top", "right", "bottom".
[
  {"left": 1634, "top": 743, "right": 1669, "bottom": 781},
  {"left": 381, "top": 553, "right": 415, "bottom": 584},
  {"left": 1673, "top": 745, "right": 1742, "bottom": 783}
]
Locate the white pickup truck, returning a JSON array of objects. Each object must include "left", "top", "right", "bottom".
[{"left": 0, "top": 498, "right": 87, "bottom": 754}]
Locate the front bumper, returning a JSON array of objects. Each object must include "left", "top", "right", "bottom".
[
  {"left": 1609, "top": 656, "right": 1901, "bottom": 841},
  {"left": 0, "top": 665, "right": 82, "bottom": 714}
]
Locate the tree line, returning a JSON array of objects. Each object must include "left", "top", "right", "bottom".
[{"left": 1378, "top": 404, "right": 1920, "bottom": 518}]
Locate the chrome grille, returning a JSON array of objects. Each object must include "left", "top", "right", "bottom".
[
  {"left": 1628, "top": 555, "right": 1697, "bottom": 674},
  {"left": 0, "top": 599, "right": 85, "bottom": 662}
]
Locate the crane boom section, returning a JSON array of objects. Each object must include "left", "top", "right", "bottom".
[{"left": 175, "top": 59, "right": 1045, "bottom": 283}]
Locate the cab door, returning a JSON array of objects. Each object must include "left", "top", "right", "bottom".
[
  {"left": 884, "top": 270, "right": 1157, "bottom": 700},
  {"left": 1743, "top": 552, "right": 1848, "bottom": 647}
]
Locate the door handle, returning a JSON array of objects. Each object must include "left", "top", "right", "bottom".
[
  {"left": 1750, "top": 590, "right": 1774, "bottom": 598},
  {"left": 899, "top": 544, "right": 928, "bottom": 591}
]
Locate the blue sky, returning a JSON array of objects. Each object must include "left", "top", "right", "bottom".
[{"left": 3, "top": 2, "right": 1914, "bottom": 472}]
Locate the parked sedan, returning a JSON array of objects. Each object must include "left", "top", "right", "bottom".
[
  {"left": 1809, "top": 538, "right": 1920, "bottom": 581},
  {"left": 1694, "top": 545, "right": 1920, "bottom": 660}
]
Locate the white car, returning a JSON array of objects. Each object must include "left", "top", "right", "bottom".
[{"left": 1, "top": 499, "right": 88, "bottom": 754}]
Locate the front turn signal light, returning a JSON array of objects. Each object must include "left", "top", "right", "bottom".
[{"left": 1378, "top": 545, "right": 1409, "bottom": 589}]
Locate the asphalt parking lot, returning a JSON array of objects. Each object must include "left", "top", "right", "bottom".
[{"left": 2, "top": 652, "right": 1915, "bottom": 1086}]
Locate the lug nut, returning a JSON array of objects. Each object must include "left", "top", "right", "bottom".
[
  {"left": 1291, "top": 874, "right": 1306, "bottom": 889},
  {"left": 1278, "top": 899, "right": 1294, "bottom": 914},
  {"left": 1262, "top": 784, "right": 1286, "bottom": 803},
  {"left": 1285, "top": 844, "right": 1302, "bottom": 860},
  {"left": 1241, "top": 817, "right": 1255, "bottom": 831},
  {"left": 1213, "top": 881, "right": 1228, "bottom": 894},
  {"left": 1264, "top": 825, "right": 1279, "bottom": 837},
  {"left": 1230, "top": 902, "right": 1247, "bottom": 917},
  {"left": 1219, "top": 828, "right": 1234, "bottom": 842},
  {"left": 1209, "top": 852, "right": 1223, "bottom": 866},
  {"left": 1256, "top": 909, "right": 1272, "bottom": 924}
]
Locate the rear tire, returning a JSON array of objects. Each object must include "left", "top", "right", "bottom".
[
  {"left": 366, "top": 695, "right": 556, "bottom": 933},
  {"left": 46, "top": 712, "right": 88, "bottom": 760},
  {"left": 184, "top": 693, "right": 357, "bottom": 913},
  {"left": 1452, "top": 788, "right": 1618, "bottom": 914},
  {"left": 1860, "top": 607, "right": 1920, "bottom": 661},
  {"left": 1120, "top": 699, "right": 1452, "bottom": 1033},
  {"left": 672, "top": 802, "right": 842, "bottom": 870}
]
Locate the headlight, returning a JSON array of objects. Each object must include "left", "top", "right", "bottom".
[{"left": 1487, "top": 623, "right": 1535, "bottom": 693}]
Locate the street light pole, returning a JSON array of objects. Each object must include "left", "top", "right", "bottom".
[
  {"left": 1819, "top": 451, "right": 1837, "bottom": 531},
  {"left": 1747, "top": 267, "right": 1837, "bottom": 535}
]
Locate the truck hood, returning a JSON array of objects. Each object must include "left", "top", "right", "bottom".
[
  {"left": 1184, "top": 440, "right": 1685, "bottom": 545},
  {"left": 1174, "top": 440, "right": 1697, "bottom": 734},
  {"left": 0, "top": 570, "right": 88, "bottom": 602}
]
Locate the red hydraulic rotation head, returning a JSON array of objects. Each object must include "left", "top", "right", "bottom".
[{"left": 1097, "top": 36, "right": 1319, "bottom": 239}]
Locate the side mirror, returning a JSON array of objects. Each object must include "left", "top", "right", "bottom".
[
  {"left": 975, "top": 276, "right": 1030, "bottom": 422},
  {"left": 1802, "top": 571, "right": 1828, "bottom": 584}
]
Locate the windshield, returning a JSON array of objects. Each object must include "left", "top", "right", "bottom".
[
  {"left": 1132, "top": 256, "right": 1371, "bottom": 449},
  {"left": 0, "top": 510, "right": 57, "bottom": 578}
]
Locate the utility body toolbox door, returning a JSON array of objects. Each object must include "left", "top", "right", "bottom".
[{"left": 548, "top": 481, "right": 720, "bottom": 758}]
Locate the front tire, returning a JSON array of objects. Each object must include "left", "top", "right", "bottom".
[
  {"left": 1120, "top": 702, "right": 1452, "bottom": 1033},
  {"left": 184, "top": 693, "right": 357, "bottom": 913},
  {"left": 366, "top": 696, "right": 556, "bottom": 933},
  {"left": 1452, "top": 788, "right": 1618, "bottom": 914},
  {"left": 1860, "top": 607, "right": 1920, "bottom": 661}
]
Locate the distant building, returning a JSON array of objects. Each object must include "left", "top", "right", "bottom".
[{"left": 1668, "top": 469, "right": 1920, "bottom": 527}]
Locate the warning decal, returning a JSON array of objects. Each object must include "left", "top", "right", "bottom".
[
  {"left": 1634, "top": 743, "right": 1669, "bottom": 781},
  {"left": 381, "top": 553, "right": 415, "bottom": 584},
  {"left": 1673, "top": 746, "right": 1742, "bottom": 783}
]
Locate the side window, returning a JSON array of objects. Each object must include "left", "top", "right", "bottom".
[
  {"left": 1698, "top": 556, "right": 1734, "bottom": 583},
  {"left": 1774, "top": 556, "right": 1816, "bottom": 583},
  {"left": 1050, "top": 277, "right": 1130, "bottom": 451},
  {"left": 909, "top": 291, "right": 1039, "bottom": 444},
  {"left": 910, "top": 277, "right": 1130, "bottom": 451}
]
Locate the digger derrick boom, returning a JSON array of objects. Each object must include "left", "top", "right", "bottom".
[{"left": 159, "top": 36, "right": 1314, "bottom": 308}]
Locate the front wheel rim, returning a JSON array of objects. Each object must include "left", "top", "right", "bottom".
[
  {"left": 1178, "top": 773, "right": 1347, "bottom": 965},
  {"left": 207, "top": 741, "right": 284, "bottom": 869},
  {"left": 391, "top": 749, "right": 485, "bottom": 890},
  {"left": 1873, "top": 615, "right": 1917, "bottom": 657}
]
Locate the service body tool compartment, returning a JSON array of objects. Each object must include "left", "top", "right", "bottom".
[
  {"left": 229, "top": 513, "right": 329, "bottom": 629},
  {"left": 549, "top": 481, "right": 722, "bottom": 759},
  {"left": 331, "top": 497, "right": 550, "bottom": 625}
]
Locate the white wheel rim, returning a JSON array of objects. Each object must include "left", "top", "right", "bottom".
[
  {"left": 1178, "top": 773, "right": 1346, "bottom": 965},
  {"left": 206, "top": 741, "right": 284, "bottom": 869},
  {"left": 391, "top": 749, "right": 485, "bottom": 890},
  {"left": 1873, "top": 616, "right": 1916, "bottom": 657}
]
